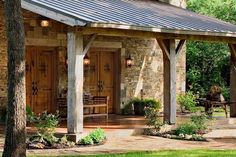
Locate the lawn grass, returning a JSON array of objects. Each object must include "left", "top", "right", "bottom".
[{"left": 30, "top": 150, "right": 236, "bottom": 157}]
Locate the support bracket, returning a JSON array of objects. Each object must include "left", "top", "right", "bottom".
[
  {"left": 176, "top": 40, "right": 186, "bottom": 57},
  {"left": 82, "top": 34, "right": 97, "bottom": 56},
  {"left": 157, "top": 39, "right": 185, "bottom": 60},
  {"left": 157, "top": 39, "right": 170, "bottom": 60}
]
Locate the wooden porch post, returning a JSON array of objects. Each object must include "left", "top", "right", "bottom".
[
  {"left": 229, "top": 44, "right": 236, "bottom": 117},
  {"left": 67, "top": 28, "right": 84, "bottom": 139},
  {"left": 157, "top": 39, "right": 179, "bottom": 124}
]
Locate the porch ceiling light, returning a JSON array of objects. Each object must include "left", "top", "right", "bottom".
[
  {"left": 125, "top": 55, "right": 133, "bottom": 68},
  {"left": 84, "top": 53, "right": 90, "bottom": 65},
  {"left": 40, "top": 19, "right": 50, "bottom": 27}
]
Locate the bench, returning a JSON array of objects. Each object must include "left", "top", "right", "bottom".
[
  {"left": 83, "top": 96, "right": 109, "bottom": 120},
  {"left": 57, "top": 96, "right": 109, "bottom": 120}
]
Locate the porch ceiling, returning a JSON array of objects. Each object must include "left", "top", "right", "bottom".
[{"left": 22, "top": 0, "right": 236, "bottom": 39}]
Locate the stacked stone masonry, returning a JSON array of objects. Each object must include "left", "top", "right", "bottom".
[{"left": 0, "top": 1, "right": 186, "bottom": 111}]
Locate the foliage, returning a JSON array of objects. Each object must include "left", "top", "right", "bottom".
[
  {"left": 144, "top": 106, "right": 162, "bottom": 131},
  {"left": 89, "top": 128, "right": 106, "bottom": 143},
  {"left": 27, "top": 109, "right": 60, "bottom": 145},
  {"left": 123, "top": 102, "right": 133, "bottom": 115},
  {"left": 124, "top": 98, "right": 161, "bottom": 115},
  {"left": 190, "top": 113, "right": 209, "bottom": 132},
  {"left": 79, "top": 128, "right": 106, "bottom": 145},
  {"left": 186, "top": 0, "right": 236, "bottom": 98},
  {"left": 177, "top": 92, "right": 197, "bottom": 112},
  {"left": 221, "top": 86, "right": 230, "bottom": 101},
  {"left": 80, "top": 135, "right": 94, "bottom": 145},
  {"left": 175, "top": 122, "right": 197, "bottom": 135},
  {"left": 26, "top": 105, "right": 35, "bottom": 122},
  {"left": 175, "top": 113, "right": 209, "bottom": 136},
  {"left": 57, "top": 135, "right": 75, "bottom": 147},
  {"left": 144, "top": 98, "right": 162, "bottom": 110}
]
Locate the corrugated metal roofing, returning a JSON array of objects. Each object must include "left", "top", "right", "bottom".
[{"left": 22, "top": 0, "right": 236, "bottom": 35}]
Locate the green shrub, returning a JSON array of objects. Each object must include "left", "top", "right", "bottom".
[
  {"left": 221, "top": 86, "right": 230, "bottom": 101},
  {"left": 177, "top": 92, "right": 197, "bottom": 112},
  {"left": 175, "top": 122, "right": 197, "bottom": 135},
  {"left": 79, "top": 128, "right": 106, "bottom": 145},
  {"left": 80, "top": 135, "right": 94, "bottom": 145},
  {"left": 132, "top": 98, "right": 146, "bottom": 115},
  {"left": 125, "top": 98, "right": 161, "bottom": 115},
  {"left": 175, "top": 113, "right": 209, "bottom": 136},
  {"left": 26, "top": 105, "right": 35, "bottom": 122},
  {"left": 190, "top": 113, "right": 209, "bottom": 131},
  {"left": 144, "top": 98, "right": 161, "bottom": 110},
  {"left": 144, "top": 99, "right": 162, "bottom": 130},
  {"left": 89, "top": 128, "right": 106, "bottom": 143},
  {"left": 27, "top": 110, "right": 60, "bottom": 145},
  {"left": 123, "top": 102, "right": 133, "bottom": 115}
]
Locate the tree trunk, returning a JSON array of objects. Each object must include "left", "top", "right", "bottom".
[{"left": 3, "top": 0, "right": 26, "bottom": 156}]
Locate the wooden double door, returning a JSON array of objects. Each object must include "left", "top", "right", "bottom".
[
  {"left": 26, "top": 47, "right": 56, "bottom": 114},
  {"left": 84, "top": 51, "right": 117, "bottom": 113}
]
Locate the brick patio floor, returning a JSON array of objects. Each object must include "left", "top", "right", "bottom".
[{"left": 0, "top": 115, "right": 236, "bottom": 156}]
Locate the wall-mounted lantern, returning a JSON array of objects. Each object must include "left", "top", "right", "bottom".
[
  {"left": 84, "top": 54, "right": 90, "bottom": 65},
  {"left": 125, "top": 55, "right": 133, "bottom": 68},
  {"left": 40, "top": 19, "right": 50, "bottom": 27}
]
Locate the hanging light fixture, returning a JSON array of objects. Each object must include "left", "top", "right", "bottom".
[
  {"left": 83, "top": 53, "right": 90, "bottom": 65},
  {"left": 125, "top": 55, "right": 133, "bottom": 68},
  {"left": 40, "top": 19, "right": 50, "bottom": 27}
]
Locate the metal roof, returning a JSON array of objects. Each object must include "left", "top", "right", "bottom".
[{"left": 22, "top": 0, "right": 236, "bottom": 36}]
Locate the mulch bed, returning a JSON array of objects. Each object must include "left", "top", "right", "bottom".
[
  {"left": 27, "top": 139, "right": 107, "bottom": 149},
  {"left": 144, "top": 128, "right": 207, "bottom": 142}
]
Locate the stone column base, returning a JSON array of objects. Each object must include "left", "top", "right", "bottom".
[{"left": 67, "top": 132, "right": 87, "bottom": 143}]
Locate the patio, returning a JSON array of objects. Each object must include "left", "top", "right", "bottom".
[{"left": 0, "top": 114, "right": 235, "bottom": 156}]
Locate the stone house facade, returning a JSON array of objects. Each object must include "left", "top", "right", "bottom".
[{"left": 0, "top": 0, "right": 186, "bottom": 114}]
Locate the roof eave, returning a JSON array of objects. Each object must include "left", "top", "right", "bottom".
[
  {"left": 21, "top": 0, "right": 86, "bottom": 26},
  {"left": 87, "top": 22, "right": 236, "bottom": 38}
]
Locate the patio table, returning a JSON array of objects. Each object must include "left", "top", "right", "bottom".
[{"left": 197, "top": 98, "right": 236, "bottom": 118}]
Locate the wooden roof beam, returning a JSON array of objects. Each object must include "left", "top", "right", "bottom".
[{"left": 79, "top": 27, "right": 236, "bottom": 44}]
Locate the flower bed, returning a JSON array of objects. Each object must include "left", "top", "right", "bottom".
[
  {"left": 26, "top": 107, "right": 106, "bottom": 149},
  {"left": 143, "top": 102, "right": 210, "bottom": 142}
]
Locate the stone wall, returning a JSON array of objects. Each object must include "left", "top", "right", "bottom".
[
  {"left": 83, "top": 36, "right": 186, "bottom": 110},
  {"left": 0, "top": 1, "right": 186, "bottom": 111},
  {"left": 120, "top": 38, "right": 186, "bottom": 108},
  {"left": 23, "top": 10, "right": 68, "bottom": 98},
  {"left": 0, "top": 6, "right": 68, "bottom": 105}
]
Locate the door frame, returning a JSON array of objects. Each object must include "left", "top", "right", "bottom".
[
  {"left": 26, "top": 46, "right": 58, "bottom": 113},
  {"left": 88, "top": 48, "right": 121, "bottom": 114}
]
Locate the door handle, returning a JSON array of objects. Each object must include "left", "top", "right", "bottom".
[
  {"left": 97, "top": 81, "right": 101, "bottom": 92},
  {"left": 100, "top": 81, "right": 104, "bottom": 92},
  {"left": 98, "top": 81, "right": 104, "bottom": 93},
  {"left": 32, "top": 81, "right": 38, "bottom": 95},
  {"left": 32, "top": 82, "right": 36, "bottom": 95},
  {"left": 35, "top": 82, "right": 38, "bottom": 95}
]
